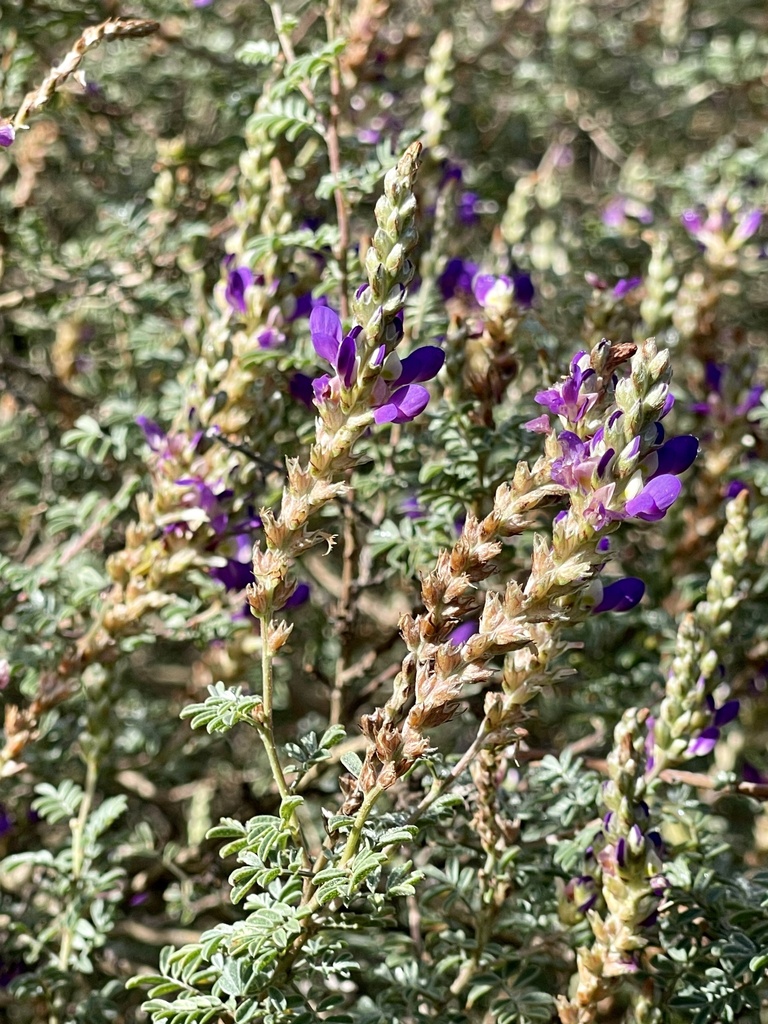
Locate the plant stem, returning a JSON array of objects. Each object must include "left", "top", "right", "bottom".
[
  {"left": 57, "top": 749, "right": 98, "bottom": 971},
  {"left": 257, "top": 613, "right": 310, "bottom": 868}
]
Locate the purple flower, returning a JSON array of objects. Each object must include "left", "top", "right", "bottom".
[
  {"left": 725, "top": 480, "right": 748, "bottom": 500},
  {"left": 472, "top": 272, "right": 534, "bottom": 312},
  {"left": 0, "top": 805, "right": 13, "bottom": 837},
  {"left": 457, "top": 191, "right": 481, "bottom": 225},
  {"left": 512, "top": 271, "right": 535, "bottom": 307},
  {"left": 282, "top": 582, "right": 310, "bottom": 609},
  {"left": 371, "top": 345, "right": 445, "bottom": 424},
  {"left": 692, "top": 361, "right": 764, "bottom": 422},
  {"left": 310, "top": 306, "right": 361, "bottom": 386},
  {"left": 681, "top": 209, "right": 705, "bottom": 235},
  {"left": 0, "top": 122, "right": 15, "bottom": 148},
  {"left": 136, "top": 416, "right": 166, "bottom": 452},
  {"left": 310, "top": 304, "right": 444, "bottom": 425},
  {"left": 401, "top": 495, "right": 426, "bottom": 519},
  {"left": 644, "top": 435, "right": 698, "bottom": 479},
  {"left": 289, "top": 372, "right": 315, "bottom": 408},
  {"left": 687, "top": 697, "right": 740, "bottom": 757},
  {"left": 225, "top": 266, "right": 254, "bottom": 314},
  {"left": 624, "top": 475, "right": 682, "bottom": 522},
  {"left": 732, "top": 208, "right": 762, "bottom": 244},
  {"left": 535, "top": 351, "right": 599, "bottom": 425},
  {"left": 438, "top": 258, "right": 478, "bottom": 299},
  {"left": 448, "top": 620, "right": 479, "bottom": 646},
  {"left": 613, "top": 277, "right": 642, "bottom": 299},
  {"left": 592, "top": 577, "right": 645, "bottom": 614}
]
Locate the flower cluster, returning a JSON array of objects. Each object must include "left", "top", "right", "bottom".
[{"left": 309, "top": 305, "right": 444, "bottom": 424}]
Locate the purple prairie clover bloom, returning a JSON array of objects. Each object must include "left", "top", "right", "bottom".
[
  {"left": 592, "top": 577, "right": 645, "bottom": 614},
  {"left": 535, "top": 351, "right": 598, "bottom": 425},
  {"left": 225, "top": 266, "right": 254, "bottom": 314},
  {"left": 0, "top": 122, "right": 15, "bottom": 148}
]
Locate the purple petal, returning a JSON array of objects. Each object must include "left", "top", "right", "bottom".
[
  {"left": 309, "top": 305, "right": 342, "bottom": 363},
  {"left": 513, "top": 272, "right": 535, "bottom": 307},
  {"left": 448, "top": 620, "right": 479, "bottom": 645},
  {"left": 733, "top": 209, "right": 762, "bottom": 243},
  {"left": 0, "top": 122, "right": 15, "bottom": 148},
  {"left": 613, "top": 277, "right": 642, "bottom": 299},
  {"left": 373, "top": 384, "right": 430, "bottom": 424},
  {"left": 282, "top": 582, "right": 310, "bottom": 609},
  {"left": 650, "top": 435, "right": 698, "bottom": 478},
  {"left": 625, "top": 475, "right": 682, "bottom": 521},
  {"left": 705, "top": 362, "right": 724, "bottom": 394},
  {"left": 472, "top": 274, "right": 498, "bottom": 306},
  {"left": 225, "top": 267, "right": 254, "bottom": 314},
  {"left": 681, "top": 209, "right": 704, "bottom": 235},
  {"left": 592, "top": 577, "right": 645, "bottom": 614},
  {"left": 394, "top": 346, "right": 445, "bottom": 387},
  {"left": 725, "top": 479, "right": 748, "bottom": 499},
  {"left": 210, "top": 559, "right": 253, "bottom": 591},
  {"left": 437, "top": 258, "right": 478, "bottom": 299},
  {"left": 687, "top": 726, "right": 719, "bottom": 757},
  {"left": 713, "top": 699, "right": 739, "bottom": 727},
  {"left": 289, "top": 372, "right": 314, "bottom": 407},
  {"left": 136, "top": 416, "right": 165, "bottom": 451},
  {"left": 736, "top": 385, "right": 764, "bottom": 416},
  {"left": 337, "top": 333, "right": 357, "bottom": 388}
]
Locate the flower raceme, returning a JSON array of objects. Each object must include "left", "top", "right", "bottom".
[{"left": 309, "top": 305, "right": 445, "bottom": 424}]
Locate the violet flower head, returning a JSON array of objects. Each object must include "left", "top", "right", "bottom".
[
  {"left": 0, "top": 122, "right": 15, "bottom": 148},
  {"left": 225, "top": 266, "right": 255, "bottom": 314},
  {"left": 310, "top": 305, "right": 362, "bottom": 389}
]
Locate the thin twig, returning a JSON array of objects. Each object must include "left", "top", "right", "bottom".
[{"left": 13, "top": 18, "right": 159, "bottom": 128}]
